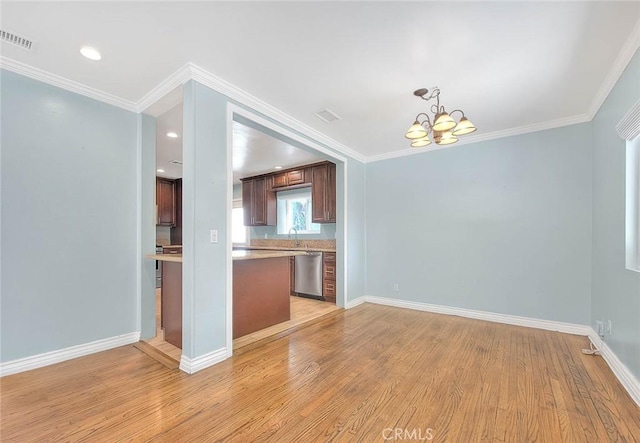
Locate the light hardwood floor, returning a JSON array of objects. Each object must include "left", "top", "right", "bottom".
[
  {"left": 142, "top": 290, "right": 341, "bottom": 363},
  {"left": 140, "top": 288, "right": 182, "bottom": 362},
  {"left": 2, "top": 304, "right": 639, "bottom": 442},
  {"left": 233, "top": 295, "right": 342, "bottom": 351}
]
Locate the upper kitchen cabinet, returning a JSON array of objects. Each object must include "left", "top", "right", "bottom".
[
  {"left": 311, "top": 162, "right": 336, "bottom": 223},
  {"left": 242, "top": 177, "right": 276, "bottom": 226},
  {"left": 272, "top": 168, "right": 306, "bottom": 189},
  {"left": 156, "top": 177, "right": 176, "bottom": 226}
]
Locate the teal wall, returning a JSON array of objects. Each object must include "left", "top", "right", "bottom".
[
  {"left": 345, "top": 160, "right": 366, "bottom": 302},
  {"left": 366, "top": 123, "right": 593, "bottom": 324},
  {"left": 4, "top": 48, "right": 636, "bottom": 382},
  {"left": 140, "top": 114, "right": 157, "bottom": 339},
  {"left": 181, "top": 81, "right": 230, "bottom": 357},
  {"left": 1, "top": 70, "right": 138, "bottom": 361},
  {"left": 591, "top": 49, "right": 640, "bottom": 379}
]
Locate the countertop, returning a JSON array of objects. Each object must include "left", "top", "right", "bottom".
[
  {"left": 234, "top": 245, "right": 336, "bottom": 253},
  {"left": 146, "top": 249, "right": 309, "bottom": 263},
  {"left": 146, "top": 254, "right": 183, "bottom": 263}
]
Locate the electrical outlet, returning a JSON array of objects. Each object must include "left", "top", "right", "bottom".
[
  {"left": 393, "top": 283, "right": 400, "bottom": 292},
  {"left": 596, "top": 320, "right": 605, "bottom": 338},
  {"left": 606, "top": 320, "right": 613, "bottom": 335}
]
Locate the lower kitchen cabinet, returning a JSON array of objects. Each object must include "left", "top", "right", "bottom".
[
  {"left": 289, "top": 256, "right": 296, "bottom": 296},
  {"left": 323, "top": 252, "right": 336, "bottom": 303}
]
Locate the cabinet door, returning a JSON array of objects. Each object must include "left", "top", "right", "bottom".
[
  {"left": 327, "top": 163, "right": 337, "bottom": 222},
  {"left": 242, "top": 180, "right": 253, "bottom": 226},
  {"left": 272, "top": 173, "right": 288, "bottom": 188},
  {"left": 252, "top": 177, "right": 268, "bottom": 225},
  {"left": 323, "top": 252, "right": 337, "bottom": 303},
  {"left": 288, "top": 169, "right": 305, "bottom": 185},
  {"left": 156, "top": 178, "right": 176, "bottom": 226},
  {"left": 242, "top": 178, "right": 276, "bottom": 226},
  {"left": 311, "top": 164, "right": 328, "bottom": 223},
  {"left": 289, "top": 256, "right": 296, "bottom": 296},
  {"left": 172, "top": 179, "right": 183, "bottom": 244}
]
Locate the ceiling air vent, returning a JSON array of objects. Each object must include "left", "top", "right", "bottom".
[
  {"left": 169, "top": 160, "right": 183, "bottom": 166},
  {"left": 0, "top": 29, "right": 37, "bottom": 52},
  {"left": 315, "top": 108, "right": 341, "bottom": 124}
]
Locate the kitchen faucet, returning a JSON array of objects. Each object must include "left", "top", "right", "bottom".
[{"left": 288, "top": 227, "right": 300, "bottom": 247}]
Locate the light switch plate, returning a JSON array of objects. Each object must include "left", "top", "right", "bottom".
[{"left": 210, "top": 229, "right": 218, "bottom": 243}]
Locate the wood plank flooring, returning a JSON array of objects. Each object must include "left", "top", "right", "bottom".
[
  {"left": 142, "top": 288, "right": 182, "bottom": 362},
  {"left": 233, "top": 295, "right": 342, "bottom": 351},
  {"left": 143, "top": 290, "right": 341, "bottom": 363},
  {"left": 2, "top": 303, "right": 639, "bottom": 442}
]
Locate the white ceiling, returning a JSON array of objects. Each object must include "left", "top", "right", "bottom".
[
  {"left": 2, "top": 2, "right": 639, "bottom": 159},
  {"left": 155, "top": 98, "right": 324, "bottom": 182}
]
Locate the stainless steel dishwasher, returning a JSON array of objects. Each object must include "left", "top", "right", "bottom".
[{"left": 294, "top": 252, "right": 323, "bottom": 299}]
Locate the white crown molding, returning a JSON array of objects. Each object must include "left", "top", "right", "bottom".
[
  {"left": 588, "top": 330, "right": 640, "bottom": 406},
  {"left": 367, "top": 113, "right": 591, "bottom": 163},
  {"left": 587, "top": 16, "right": 640, "bottom": 120},
  {"left": 185, "top": 62, "right": 367, "bottom": 163},
  {"left": 2, "top": 17, "right": 638, "bottom": 165},
  {"left": 179, "top": 347, "right": 228, "bottom": 374},
  {"left": 136, "top": 63, "right": 192, "bottom": 114},
  {"left": 0, "top": 332, "right": 140, "bottom": 377},
  {"left": 0, "top": 56, "right": 137, "bottom": 112}
]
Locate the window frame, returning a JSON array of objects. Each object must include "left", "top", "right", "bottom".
[
  {"left": 626, "top": 136, "right": 640, "bottom": 273},
  {"left": 276, "top": 188, "right": 321, "bottom": 235},
  {"left": 232, "top": 199, "right": 249, "bottom": 245}
]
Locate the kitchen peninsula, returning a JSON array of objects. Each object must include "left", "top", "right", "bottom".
[{"left": 147, "top": 249, "right": 308, "bottom": 348}]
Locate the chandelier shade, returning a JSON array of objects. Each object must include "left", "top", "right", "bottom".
[
  {"left": 410, "top": 136, "right": 432, "bottom": 147},
  {"left": 405, "top": 121, "right": 428, "bottom": 140},
  {"left": 452, "top": 117, "right": 477, "bottom": 136},
  {"left": 433, "top": 113, "right": 456, "bottom": 132},
  {"left": 405, "top": 87, "right": 476, "bottom": 148},
  {"left": 437, "top": 131, "right": 458, "bottom": 145}
]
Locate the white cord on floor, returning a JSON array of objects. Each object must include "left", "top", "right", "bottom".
[{"left": 582, "top": 340, "right": 601, "bottom": 356}]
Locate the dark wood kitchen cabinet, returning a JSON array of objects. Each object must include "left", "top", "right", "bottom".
[
  {"left": 311, "top": 162, "right": 336, "bottom": 223},
  {"left": 171, "top": 178, "right": 183, "bottom": 244},
  {"left": 323, "top": 252, "right": 336, "bottom": 304},
  {"left": 241, "top": 177, "right": 276, "bottom": 226},
  {"left": 156, "top": 177, "right": 176, "bottom": 226},
  {"left": 272, "top": 169, "right": 306, "bottom": 189},
  {"left": 289, "top": 256, "right": 296, "bottom": 296}
]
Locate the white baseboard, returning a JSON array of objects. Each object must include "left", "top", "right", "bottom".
[
  {"left": 345, "top": 296, "right": 367, "bottom": 309},
  {"left": 0, "top": 332, "right": 141, "bottom": 377},
  {"left": 588, "top": 330, "right": 640, "bottom": 406},
  {"left": 179, "top": 347, "right": 228, "bottom": 374},
  {"left": 354, "top": 295, "right": 591, "bottom": 335}
]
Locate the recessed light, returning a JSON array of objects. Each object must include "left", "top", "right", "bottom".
[
  {"left": 274, "top": 166, "right": 283, "bottom": 170},
  {"left": 167, "top": 132, "right": 178, "bottom": 138},
  {"left": 80, "top": 46, "right": 101, "bottom": 61},
  {"left": 157, "top": 169, "right": 165, "bottom": 173}
]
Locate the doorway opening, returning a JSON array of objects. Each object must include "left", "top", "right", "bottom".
[{"left": 226, "top": 106, "right": 348, "bottom": 353}]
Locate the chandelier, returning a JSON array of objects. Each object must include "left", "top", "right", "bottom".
[{"left": 404, "top": 87, "right": 477, "bottom": 147}]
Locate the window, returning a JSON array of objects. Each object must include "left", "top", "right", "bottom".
[
  {"left": 626, "top": 136, "right": 640, "bottom": 272},
  {"left": 232, "top": 199, "right": 248, "bottom": 244},
  {"left": 276, "top": 188, "right": 320, "bottom": 234}
]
